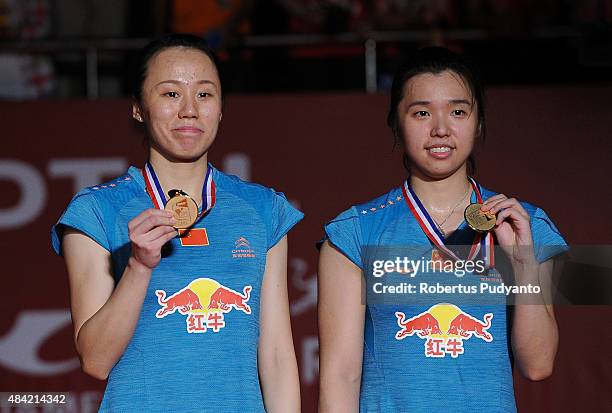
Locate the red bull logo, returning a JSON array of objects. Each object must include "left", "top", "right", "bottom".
[
  {"left": 156, "top": 278, "right": 252, "bottom": 333},
  {"left": 447, "top": 312, "right": 493, "bottom": 342},
  {"left": 395, "top": 312, "right": 442, "bottom": 339},
  {"left": 156, "top": 288, "right": 203, "bottom": 317},
  {"left": 208, "top": 286, "right": 251, "bottom": 314},
  {"left": 395, "top": 304, "right": 493, "bottom": 358}
]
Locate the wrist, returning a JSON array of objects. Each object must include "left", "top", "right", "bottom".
[
  {"left": 512, "top": 259, "right": 539, "bottom": 284},
  {"left": 127, "top": 256, "right": 154, "bottom": 275}
]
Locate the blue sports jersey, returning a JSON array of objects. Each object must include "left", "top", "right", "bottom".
[
  {"left": 324, "top": 184, "right": 568, "bottom": 413},
  {"left": 52, "top": 165, "right": 303, "bottom": 413}
]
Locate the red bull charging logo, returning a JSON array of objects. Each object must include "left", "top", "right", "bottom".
[
  {"left": 156, "top": 278, "right": 252, "bottom": 333},
  {"left": 395, "top": 303, "right": 493, "bottom": 358}
]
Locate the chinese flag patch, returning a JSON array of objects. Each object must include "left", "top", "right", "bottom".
[{"left": 179, "top": 228, "right": 210, "bottom": 247}]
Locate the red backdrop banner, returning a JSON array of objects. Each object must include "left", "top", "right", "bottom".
[{"left": 1, "top": 88, "right": 611, "bottom": 412}]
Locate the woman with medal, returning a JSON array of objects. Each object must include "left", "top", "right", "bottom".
[
  {"left": 52, "top": 34, "right": 302, "bottom": 412},
  {"left": 318, "top": 47, "right": 568, "bottom": 412}
]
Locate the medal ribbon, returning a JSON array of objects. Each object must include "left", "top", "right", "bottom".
[
  {"left": 469, "top": 177, "right": 494, "bottom": 269},
  {"left": 402, "top": 177, "right": 494, "bottom": 268},
  {"left": 142, "top": 161, "right": 216, "bottom": 218}
]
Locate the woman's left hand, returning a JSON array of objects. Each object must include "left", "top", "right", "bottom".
[{"left": 480, "top": 194, "right": 537, "bottom": 266}]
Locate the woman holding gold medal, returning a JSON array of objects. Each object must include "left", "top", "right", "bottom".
[
  {"left": 52, "top": 34, "right": 301, "bottom": 412},
  {"left": 318, "top": 47, "right": 568, "bottom": 412}
]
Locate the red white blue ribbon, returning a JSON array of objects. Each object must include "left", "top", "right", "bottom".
[
  {"left": 469, "top": 177, "right": 494, "bottom": 269},
  {"left": 142, "top": 162, "right": 216, "bottom": 218},
  {"left": 402, "top": 177, "right": 494, "bottom": 269}
]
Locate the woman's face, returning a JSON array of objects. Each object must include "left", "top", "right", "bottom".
[
  {"left": 133, "top": 47, "right": 222, "bottom": 162},
  {"left": 398, "top": 70, "right": 478, "bottom": 179}
]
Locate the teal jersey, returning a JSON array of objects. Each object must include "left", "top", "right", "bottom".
[
  {"left": 52, "top": 165, "right": 303, "bottom": 412},
  {"left": 324, "top": 184, "right": 567, "bottom": 413}
]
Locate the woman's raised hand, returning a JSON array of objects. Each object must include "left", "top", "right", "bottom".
[
  {"left": 481, "top": 194, "right": 536, "bottom": 266},
  {"left": 128, "top": 209, "right": 177, "bottom": 269}
]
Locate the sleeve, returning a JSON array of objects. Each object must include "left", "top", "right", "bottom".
[
  {"left": 322, "top": 207, "right": 363, "bottom": 269},
  {"left": 267, "top": 190, "right": 304, "bottom": 250},
  {"left": 50, "top": 191, "right": 111, "bottom": 256},
  {"left": 530, "top": 207, "right": 569, "bottom": 263}
]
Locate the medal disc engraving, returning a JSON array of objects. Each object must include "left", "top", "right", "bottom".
[
  {"left": 165, "top": 195, "right": 198, "bottom": 229},
  {"left": 464, "top": 203, "right": 496, "bottom": 232}
]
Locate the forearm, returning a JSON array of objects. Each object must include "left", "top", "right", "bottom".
[
  {"left": 259, "top": 346, "right": 300, "bottom": 412},
  {"left": 258, "top": 237, "right": 300, "bottom": 412},
  {"left": 318, "top": 369, "right": 361, "bottom": 413},
  {"left": 76, "top": 257, "right": 152, "bottom": 379},
  {"left": 511, "top": 261, "right": 558, "bottom": 380},
  {"left": 317, "top": 241, "right": 364, "bottom": 412}
]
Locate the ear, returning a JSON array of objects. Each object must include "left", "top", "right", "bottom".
[
  {"left": 219, "top": 112, "right": 223, "bottom": 122},
  {"left": 132, "top": 102, "right": 144, "bottom": 123}
]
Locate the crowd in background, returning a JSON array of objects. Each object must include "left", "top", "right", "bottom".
[{"left": 1, "top": 0, "right": 611, "bottom": 98}]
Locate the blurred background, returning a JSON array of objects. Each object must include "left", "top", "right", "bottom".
[
  {"left": 1, "top": 0, "right": 611, "bottom": 99},
  {"left": 1, "top": 1, "right": 611, "bottom": 413}
]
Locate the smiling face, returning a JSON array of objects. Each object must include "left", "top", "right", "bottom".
[
  {"left": 133, "top": 47, "right": 222, "bottom": 163},
  {"left": 398, "top": 70, "right": 478, "bottom": 180}
]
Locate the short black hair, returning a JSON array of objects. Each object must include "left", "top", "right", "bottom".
[
  {"left": 130, "top": 33, "right": 222, "bottom": 104},
  {"left": 387, "top": 47, "right": 485, "bottom": 174}
]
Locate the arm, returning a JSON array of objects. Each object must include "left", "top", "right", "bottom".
[
  {"left": 258, "top": 236, "right": 301, "bottom": 412},
  {"left": 481, "top": 196, "right": 559, "bottom": 380},
  {"left": 63, "top": 209, "right": 176, "bottom": 380},
  {"left": 511, "top": 259, "right": 559, "bottom": 380},
  {"left": 318, "top": 241, "right": 365, "bottom": 413}
]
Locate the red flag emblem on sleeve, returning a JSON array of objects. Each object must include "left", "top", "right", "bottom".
[{"left": 179, "top": 228, "right": 210, "bottom": 247}]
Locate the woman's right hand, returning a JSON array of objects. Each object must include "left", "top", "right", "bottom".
[{"left": 128, "top": 209, "right": 177, "bottom": 269}]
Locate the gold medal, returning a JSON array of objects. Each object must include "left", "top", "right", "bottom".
[
  {"left": 165, "top": 190, "right": 198, "bottom": 229},
  {"left": 464, "top": 203, "right": 496, "bottom": 233}
]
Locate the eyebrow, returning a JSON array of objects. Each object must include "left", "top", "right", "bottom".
[
  {"left": 155, "top": 80, "right": 218, "bottom": 88},
  {"left": 406, "top": 99, "right": 472, "bottom": 109}
]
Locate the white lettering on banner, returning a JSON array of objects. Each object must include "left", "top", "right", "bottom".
[
  {"left": 0, "top": 154, "right": 253, "bottom": 230},
  {"left": 221, "top": 153, "right": 303, "bottom": 210},
  {"left": 0, "top": 310, "right": 79, "bottom": 376},
  {"left": 222, "top": 153, "right": 251, "bottom": 181},
  {"left": 48, "top": 158, "right": 127, "bottom": 194},
  {"left": 0, "top": 159, "right": 47, "bottom": 230},
  {"left": 290, "top": 258, "right": 317, "bottom": 316},
  {"left": 0, "top": 157, "right": 127, "bottom": 231},
  {"left": 301, "top": 336, "right": 319, "bottom": 385}
]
